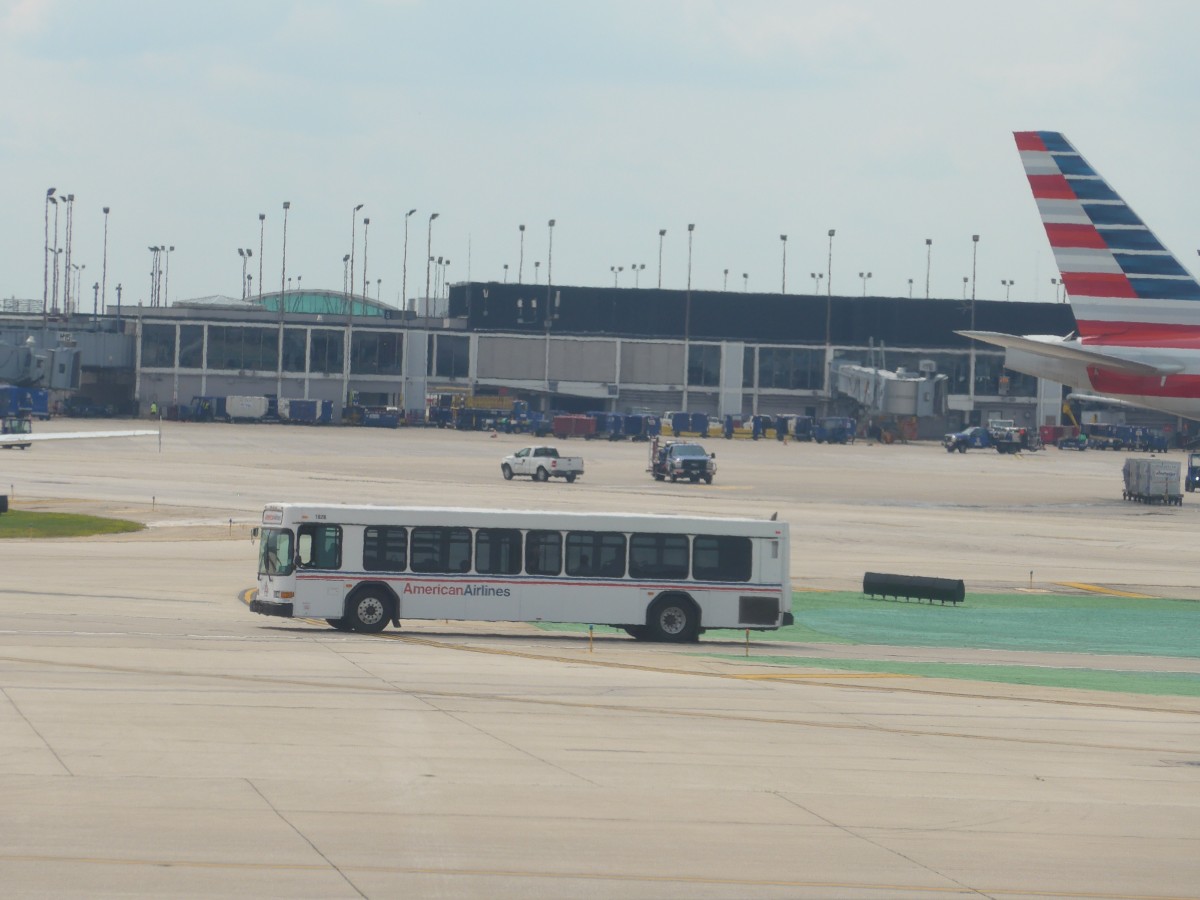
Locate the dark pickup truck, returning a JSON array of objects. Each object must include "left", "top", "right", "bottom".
[{"left": 650, "top": 441, "right": 716, "bottom": 484}]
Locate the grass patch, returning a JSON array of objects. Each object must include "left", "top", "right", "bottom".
[{"left": 0, "top": 509, "right": 144, "bottom": 539}]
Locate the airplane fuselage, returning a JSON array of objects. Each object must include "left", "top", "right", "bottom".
[{"left": 1002, "top": 338, "right": 1200, "bottom": 419}]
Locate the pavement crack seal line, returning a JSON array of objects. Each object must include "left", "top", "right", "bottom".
[
  {"left": 0, "top": 653, "right": 1191, "bottom": 757},
  {"left": 244, "top": 779, "right": 367, "bottom": 899}
]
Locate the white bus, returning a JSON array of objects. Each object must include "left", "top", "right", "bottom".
[{"left": 249, "top": 504, "right": 792, "bottom": 642}]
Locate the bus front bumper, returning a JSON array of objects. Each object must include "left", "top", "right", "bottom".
[{"left": 250, "top": 597, "right": 294, "bottom": 618}]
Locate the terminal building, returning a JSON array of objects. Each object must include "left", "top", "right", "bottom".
[{"left": 0, "top": 282, "right": 1097, "bottom": 436}]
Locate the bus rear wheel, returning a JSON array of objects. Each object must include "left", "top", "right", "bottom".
[
  {"left": 347, "top": 590, "right": 390, "bottom": 633},
  {"left": 646, "top": 594, "right": 700, "bottom": 643}
]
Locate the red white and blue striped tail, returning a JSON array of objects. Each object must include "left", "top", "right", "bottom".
[{"left": 1015, "top": 131, "right": 1200, "bottom": 343}]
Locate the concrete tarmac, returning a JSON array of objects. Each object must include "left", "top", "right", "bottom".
[{"left": 1, "top": 421, "right": 1198, "bottom": 898}]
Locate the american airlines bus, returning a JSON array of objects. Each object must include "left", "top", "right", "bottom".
[{"left": 249, "top": 504, "right": 792, "bottom": 642}]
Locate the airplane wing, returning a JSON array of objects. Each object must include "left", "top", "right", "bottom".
[
  {"left": 0, "top": 429, "right": 158, "bottom": 447},
  {"left": 1064, "top": 392, "right": 1148, "bottom": 410},
  {"left": 957, "top": 331, "right": 1178, "bottom": 377}
]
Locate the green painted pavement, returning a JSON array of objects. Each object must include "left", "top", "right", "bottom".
[{"left": 535, "top": 591, "right": 1200, "bottom": 696}]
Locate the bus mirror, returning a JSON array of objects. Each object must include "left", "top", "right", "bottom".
[{"left": 250, "top": 526, "right": 259, "bottom": 541}]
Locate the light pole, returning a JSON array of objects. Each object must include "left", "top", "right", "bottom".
[
  {"left": 924, "top": 238, "right": 932, "bottom": 299},
  {"left": 518, "top": 224, "right": 525, "bottom": 283},
  {"left": 101, "top": 205, "right": 110, "bottom": 312},
  {"left": 43, "top": 187, "right": 56, "bottom": 315},
  {"left": 743, "top": 272, "right": 748, "bottom": 292},
  {"left": 503, "top": 263, "right": 509, "bottom": 283},
  {"left": 342, "top": 254, "right": 350, "bottom": 295},
  {"left": 780, "top": 234, "right": 788, "bottom": 293},
  {"left": 534, "top": 260, "right": 540, "bottom": 283},
  {"left": 723, "top": 268, "right": 729, "bottom": 291},
  {"left": 858, "top": 271, "right": 872, "bottom": 296},
  {"left": 1001, "top": 278, "right": 1014, "bottom": 301},
  {"left": 810, "top": 272, "right": 823, "bottom": 294},
  {"left": 970, "top": 234, "right": 979, "bottom": 405},
  {"left": 62, "top": 194, "right": 74, "bottom": 313},
  {"left": 402, "top": 208, "right": 416, "bottom": 311},
  {"left": 826, "top": 228, "right": 835, "bottom": 296},
  {"left": 349, "top": 203, "right": 363, "bottom": 313},
  {"left": 361, "top": 216, "right": 370, "bottom": 304},
  {"left": 239, "top": 248, "right": 248, "bottom": 299},
  {"left": 546, "top": 218, "right": 556, "bottom": 313},
  {"left": 258, "top": 213, "right": 266, "bottom": 299},
  {"left": 280, "top": 201, "right": 291, "bottom": 313},
  {"left": 611, "top": 266, "right": 618, "bottom": 287},
  {"left": 424, "top": 212, "right": 439, "bottom": 316},
  {"left": 51, "top": 197, "right": 61, "bottom": 313},
  {"left": 907, "top": 278, "right": 913, "bottom": 298},
  {"left": 683, "top": 223, "right": 695, "bottom": 411},
  {"left": 376, "top": 278, "right": 382, "bottom": 301},
  {"left": 163, "top": 245, "right": 173, "bottom": 307},
  {"left": 148, "top": 246, "right": 159, "bottom": 308},
  {"left": 657, "top": 228, "right": 666, "bottom": 288},
  {"left": 636, "top": 264, "right": 644, "bottom": 288}
]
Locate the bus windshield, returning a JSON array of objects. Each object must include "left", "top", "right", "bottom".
[{"left": 258, "top": 528, "right": 295, "bottom": 577}]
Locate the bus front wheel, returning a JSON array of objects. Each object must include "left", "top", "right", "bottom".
[
  {"left": 347, "top": 590, "right": 390, "bottom": 633},
  {"left": 647, "top": 594, "right": 700, "bottom": 643},
  {"left": 326, "top": 618, "right": 354, "bottom": 631}
]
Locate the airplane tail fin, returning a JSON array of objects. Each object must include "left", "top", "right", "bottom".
[{"left": 1014, "top": 131, "right": 1200, "bottom": 341}]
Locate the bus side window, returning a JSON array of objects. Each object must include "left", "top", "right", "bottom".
[
  {"left": 525, "top": 530, "right": 562, "bottom": 576},
  {"left": 298, "top": 524, "right": 342, "bottom": 570}
]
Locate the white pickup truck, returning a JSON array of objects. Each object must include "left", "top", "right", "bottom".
[{"left": 501, "top": 446, "right": 584, "bottom": 483}]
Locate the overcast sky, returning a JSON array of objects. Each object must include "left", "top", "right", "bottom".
[{"left": 3, "top": 0, "right": 1198, "bottom": 311}]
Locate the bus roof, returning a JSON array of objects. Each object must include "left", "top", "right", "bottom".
[{"left": 262, "top": 503, "right": 786, "bottom": 535}]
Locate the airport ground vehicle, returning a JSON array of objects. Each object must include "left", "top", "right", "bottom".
[
  {"left": 1122, "top": 458, "right": 1182, "bottom": 505},
  {"left": 0, "top": 385, "right": 49, "bottom": 420},
  {"left": 814, "top": 416, "right": 856, "bottom": 444},
  {"left": 501, "top": 446, "right": 584, "bottom": 482},
  {"left": 649, "top": 438, "right": 716, "bottom": 483},
  {"left": 249, "top": 503, "right": 793, "bottom": 641},
  {"left": 1186, "top": 453, "right": 1200, "bottom": 492},
  {"left": 0, "top": 415, "right": 32, "bottom": 449},
  {"left": 942, "top": 425, "right": 993, "bottom": 453}
]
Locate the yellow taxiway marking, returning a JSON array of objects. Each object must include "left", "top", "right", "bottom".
[
  {"left": 733, "top": 671, "right": 917, "bottom": 680},
  {"left": 1055, "top": 582, "right": 1155, "bottom": 599}
]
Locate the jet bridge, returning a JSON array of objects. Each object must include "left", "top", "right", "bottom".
[{"left": 833, "top": 361, "right": 948, "bottom": 418}]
